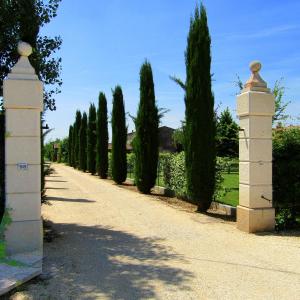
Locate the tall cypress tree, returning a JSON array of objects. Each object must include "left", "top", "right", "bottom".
[
  {"left": 74, "top": 110, "right": 82, "bottom": 169},
  {"left": 111, "top": 86, "right": 127, "bottom": 184},
  {"left": 134, "top": 61, "right": 159, "bottom": 194},
  {"left": 72, "top": 121, "right": 77, "bottom": 167},
  {"left": 96, "top": 92, "right": 109, "bottom": 179},
  {"left": 87, "top": 104, "right": 97, "bottom": 174},
  {"left": 185, "top": 4, "right": 216, "bottom": 211},
  {"left": 79, "top": 112, "right": 88, "bottom": 171},
  {"left": 68, "top": 125, "right": 73, "bottom": 166}
]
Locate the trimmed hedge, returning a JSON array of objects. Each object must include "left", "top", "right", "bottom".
[
  {"left": 273, "top": 127, "right": 300, "bottom": 228},
  {"left": 159, "top": 152, "right": 224, "bottom": 203}
]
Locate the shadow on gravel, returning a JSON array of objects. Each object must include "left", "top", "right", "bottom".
[
  {"left": 46, "top": 196, "right": 96, "bottom": 203},
  {"left": 46, "top": 187, "right": 69, "bottom": 190},
  {"left": 46, "top": 179, "right": 68, "bottom": 183},
  {"left": 25, "top": 220, "right": 194, "bottom": 299}
]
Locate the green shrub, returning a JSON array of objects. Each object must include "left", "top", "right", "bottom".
[
  {"left": 159, "top": 152, "right": 224, "bottom": 202},
  {"left": 159, "top": 153, "right": 172, "bottom": 188},
  {"left": 273, "top": 127, "right": 300, "bottom": 228},
  {"left": 127, "top": 153, "right": 136, "bottom": 180},
  {"left": 108, "top": 152, "right": 112, "bottom": 178}
]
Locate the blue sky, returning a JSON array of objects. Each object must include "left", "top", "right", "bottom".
[{"left": 43, "top": 0, "right": 300, "bottom": 141}]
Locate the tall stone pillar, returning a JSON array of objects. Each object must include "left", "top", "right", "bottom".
[
  {"left": 237, "top": 61, "right": 275, "bottom": 233},
  {"left": 3, "top": 42, "right": 43, "bottom": 255}
]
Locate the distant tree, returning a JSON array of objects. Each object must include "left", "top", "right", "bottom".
[
  {"left": 111, "top": 86, "right": 127, "bottom": 184},
  {"left": 172, "top": 122, "right": 185, "bottom": 152},
  {"left": 68, "top": 125, "right": 73, "bottom": 166},
  {"left": 134, "top": 61, "right": 159, "bottom": 194},
  {"left": 0, "top": 0, "right": 62, "bottom": 110},
  {"left": 184, "top": 4, "right": 216, "bottom": 211},
  {"left": 57, "top": 137, "right": 68, "bottom": 163},
  {"left": 74, "top": 110, "right": 82, "bottom": 168},
  {"left": 79, "top": 112, "right": 87, "bottom": 171},
  {"left": 96, "top": 92, "right": 109, "bottom": 178},
  {"left": 216, "top": 108, "right": 239, "bottom": 157},
  {"left": 87, "top": 104, "right": 97, "bottom": 174}
]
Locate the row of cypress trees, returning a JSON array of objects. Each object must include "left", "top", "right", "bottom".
[
  {"left": 67, "top": 61, "right": 160, "bottom": 194},
  {"left": 68, "top": 99, "right": 107, "bottom": 177},
  {"left": 67, "top": 3, "right": 215, "bottom": 212}
]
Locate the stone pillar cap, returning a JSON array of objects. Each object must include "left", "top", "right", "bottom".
[
  {"left": 7, "top": 41, "right": 38, "bottom": 80},
  {"left": 243, "top": 61, "right": 270, "bottom": 93},
  {"left": 17, "top": 41, "right": 33, "bottom": 57}
]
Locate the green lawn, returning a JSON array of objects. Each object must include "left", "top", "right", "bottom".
[{"left": 218, "top": 172, "right": 239, "bottom": 207}]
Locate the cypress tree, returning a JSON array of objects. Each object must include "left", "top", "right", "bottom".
[
  {"left": 68, "top": 125, "right": 73, "bottom": 166},
  {"left": 134, "top": 61, "right": 159, "bottom": 194},
  {"left": 87, "top": 104, "right": 97, "bottom": 174},
  {"left": 74, "top": 110, "right": 82, "bottom": 168},
  {"left": 79, "top": 112, "right": 88, "bottom": 171},
  {"left": 72, "top": 121, "right": 77, "bottom": 167},
  {"left": 111, "top": 86, "right": 127, "bottom": 184},
  {"left": 185, "top": 4, "right": 216, "bottom": 211},
  {"left": 96, "top": 92, "right": 109, "bottom": 179}
]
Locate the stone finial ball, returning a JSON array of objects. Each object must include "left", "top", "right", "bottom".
[
  {"left": 249, "top": 61, "right": 261, "bottom": 73},
  {"left": 17, "top": 41, "right": 33, "bottom": 57}
]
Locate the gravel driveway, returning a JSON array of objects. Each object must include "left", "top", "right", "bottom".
[{"left": 9, "top": 163, "right": 300, "bottom": 300}]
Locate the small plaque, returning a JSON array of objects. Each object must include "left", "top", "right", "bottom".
[{"left": 17, "top": 163, "right": 29, "bottom": 171}]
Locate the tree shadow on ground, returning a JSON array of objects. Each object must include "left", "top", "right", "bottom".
[
  {"left": 46, "top": 196, "right": 96, "bottom": 203},
  {"left": 255, "top": 229, "right": 300, "bottom": 238},
  {"left": 46, "top": 179, "right": 67, "bottom": 183},
  {"left": 35, "top": 221, "right": 194, "bottom": 299},
  {"left": 46, "top": 187, "right": 69, "bottom": 190}
]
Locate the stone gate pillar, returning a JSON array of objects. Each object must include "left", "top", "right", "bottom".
[
  {"left": 3, "top": 42, "right": 43, "bottom": 255},
  {"left": 237, "top": 61, "right": 275, "bottom": 233}
]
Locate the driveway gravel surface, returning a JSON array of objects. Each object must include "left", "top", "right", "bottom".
[{"left": 8, "top": 163, "right": 300, "bottom": 300}]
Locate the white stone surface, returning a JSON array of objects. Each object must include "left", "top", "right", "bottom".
[
  {"left": 239, "top": 184, "right": 272, "bottom": 208},
  {"left": 237, "top": 91, "right": 275, "bottom": 117},
  {"left": 5, "top": 220, "right": 43, "bottom": 255},
  {"left": 239, "top": 161, "right": 272, "bottom": 185},
  {"left": 239, "top": 138, "right": 272, "bottom": 162},
  {"left": 0, "top": 251, "right": 42, "bottom": 296},
  {"left": 5, "top": 109, "right": 40, "bottom": 137},
  {"left": 239, "top": 116, "right": 272, "bottom": 139},
  {"left": 6, "top": 137, "right": 41, "bottom": 165},
  {"left": 6, "top": 193, "right": 41, "bottom": 221},
  {"left": 3, "top": 79, "right": 43, "bottom": 110},
  {"left": 6, "top": 164, "right": 41, "bottom": 194},
  {"left": 237, "top": 62, "right": 275, "bottom": 232}
]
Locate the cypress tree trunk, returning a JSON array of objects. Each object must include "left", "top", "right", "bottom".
[
  {"left": 74, "top": 111, "right": 82, "bottom": 169},
  {"left": 134, "top": 61, "right": 159, "bottom": 194},
  {"left": 68, "top": 125, "right": 73, "bottom": 166},
  {"left": 79, "top": 112, "right": 88, "bottom": 171},
  {"left": 96, "top": 92, "right": 109, "bottom": 179},
  {"left": 185, "top": 4, "right": 216, "bottom": 211},
  {"left": 87, "top": 104, "right": 97, "bottom": 174},
  {"left": 111, "top": 86, "right": 127, "bottom": 184}
]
